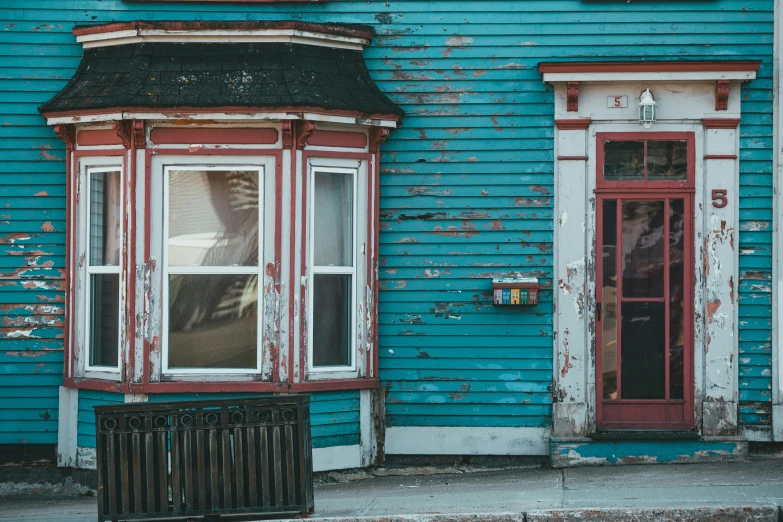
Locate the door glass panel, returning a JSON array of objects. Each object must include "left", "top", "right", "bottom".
[
  {"left": 604, "top": 141, "right": 644, "bottom": 181},
  {"left": 647, "top": 141, "right": 688, "bottom": 180},
  {"left": 669, "top": 199, "right": 685, "bottom": 400},
  {"left": 621, "top": 301, "right": 666, "bottom": 399},
  {"left": 622, "top": 201, "right": 665, "bottom": 298},
  {"left": 601, "top": 200, "right": 618, "bottom": 399}
]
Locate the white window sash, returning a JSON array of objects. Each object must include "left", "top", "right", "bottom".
[
  {"left": 83, "top": 166, "right": 123, "bottom": 374},
  {"left": 161, "top": 165, "right": 264, "bottom": 376},
  {"left": 307, "top": 165, "right": 359, "bottom": 374}
]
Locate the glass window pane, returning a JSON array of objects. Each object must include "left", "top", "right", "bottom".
[
  {"left": 604, "top": 141, "right": 644, "bottom": 181},
  {"left": 647, "top": 141, "right": 688, "bottom": 180},
  {"left": 168, "top": 170, "right": 259, "bottom": 267},
  {"left": 601, "top": 200, "right": 618, "bottom": 400},
  {"left": 622, "top": 200, "right": 665, "bottom": 298},
  {"left": 312, "top": 274, "right": 352, "bottom": 367},
  {"left": 168, "top": 274, "right": 258, "bottom": 369},
  {"left": 89, "top": 170, "right": 121, "bottom": 266},
  {"left": 313, "top": 171, "right": 353, "bottom": 267},
  {"left": 669, "top": 199, "right": 685, "bottom": 400},
  {"left": 90, "top": 273, "right": 119, "bottom": 367},
  {"left": 621, "top": 301, "right": 666, "bottom": 399}
]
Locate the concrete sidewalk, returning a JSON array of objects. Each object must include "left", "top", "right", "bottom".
[{"left": 1, "top": 459, "right": 782, "bottom": 521}]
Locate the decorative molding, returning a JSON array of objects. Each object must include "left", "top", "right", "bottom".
[
  {"left": 53, "top": 124, "right": 76, "bottom": 151},
  {"left": 112, "top": 120, "right": 132, "bottom": 149},
  {"left": 132, "top": 119, "right": 146, "bottom": 149},
  {"left": 281, "top": 121, "right": 294, "bottom": 149},
  {"left": 539, "top": 60, "right": 760, "bottom": 84},
  {"left": 702, "top": 118, "right": 741, "bottom": 129},
  {"left": 704, "top": 154, "right": 738, "bottom": 160},
  {"left": 369, "top": 127, "right": 391, "bottom": 153},
  {"left": 555, "top": 118, "right": 591, "bottom": 131},
  {"left": 715, "top": 80, "right": 730, "bottom": 111},
  {"left": 296, "top": 121, "right": 317, "bottom": 149},
  {"left": 566, "top": 81, "right": 579, "bottom": 112},
  {"left": 557, "top": 155, "right": 589, "bottom": 161},
  {"left": 539, "top": 60, "right": 761, "bottom": 74},
  {"left": 73, "top": 20, "right": 371, "bottom": 50}
]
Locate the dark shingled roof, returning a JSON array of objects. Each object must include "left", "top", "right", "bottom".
[{"left": 39, "top": 42, "right": 403, "bottom": 117}]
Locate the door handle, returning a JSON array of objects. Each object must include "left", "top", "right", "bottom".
[{"left": 596, "top": 301, "right": 602, "bottom": 322}]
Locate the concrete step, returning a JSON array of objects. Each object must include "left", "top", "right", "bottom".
[{"left": 551, "top": 437, "right": 748, "bottom": 467}]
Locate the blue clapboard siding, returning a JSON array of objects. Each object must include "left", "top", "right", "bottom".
[
  {"left": 72, "top": 392, "right": 362, "bottom": 450},
  {"left": 77, "top": 389, "right": 124, "bottom": 448},
  {"left": 149, "top": 392, "right": 360, "bottom": 449},
  {"left": 0, "top": 0, "right": 773, "bottom": 441}
]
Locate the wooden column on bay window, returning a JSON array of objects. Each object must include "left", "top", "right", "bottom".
[
  {"left": 553, "top": 118, "right": 591, "bottom": 437},
  {"left": 702, "top": 118, "right": 741, "bottom": 436}
]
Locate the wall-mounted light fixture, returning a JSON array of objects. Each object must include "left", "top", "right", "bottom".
[{"left": 639, "top": 88, "right": 657, "bottom": 128}]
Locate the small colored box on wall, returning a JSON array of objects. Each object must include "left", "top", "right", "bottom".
[{"left": 492, "top": 277, "right": 539, "bottom": 306}]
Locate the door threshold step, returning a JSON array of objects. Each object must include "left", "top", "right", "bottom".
[
  {"left": 590, "top": 430, "right": 699, "bottom": 441},
  {"left": 551, "top": 437, "right": 748, "bottom": 467}
]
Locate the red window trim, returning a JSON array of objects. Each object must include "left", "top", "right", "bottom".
[{"left": 595, "top": 132, "right": 696, "bottom": 192}]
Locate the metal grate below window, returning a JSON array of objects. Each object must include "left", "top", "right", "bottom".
[{"left": 94, "top": 396, "right": 314, "bottom": 521}]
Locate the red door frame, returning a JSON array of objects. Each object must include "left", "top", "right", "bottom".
[{"left": 595, "top": 132, "right": 695, "bottom": 430}]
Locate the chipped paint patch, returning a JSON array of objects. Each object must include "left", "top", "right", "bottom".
[{"left": 559, "top": 259, "right": 586, "bottom": 319}]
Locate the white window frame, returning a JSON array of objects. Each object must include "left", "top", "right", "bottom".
[
  {"left": 78, "top": 159, "right": 124, "bottom": 379},
  {"left": 161, "top": 165, "right": 265, "bottom": 376},
  {"left": 306, "top": 160, "right": 366, "bottom": 378}
]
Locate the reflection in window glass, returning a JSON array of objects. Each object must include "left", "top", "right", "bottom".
[
  {"left": 87, "top": 169, "right": 121, "bottom": 370},
  {"left": 622, "top": 201, "right": 665, "bottom": 298},
  {"left": 168, "top": 274, "right": 258, "bottom": 369},
  {"left": 669, "top": 199, "right": 685, "bottom": 400},
  {"left": 312, "top": 274, "right": 352, "bottom": 367},
  {"left": 311, "top": 168, "right": 356, "bottom": 370},
  {"left": 89, "top": 274, "right": 120, "bottom": 368},
  {"left": 604, "top": 141, "right": 644, "bottom": 180},
  {"left": 313, "top": 172, "right": 353, "bottom": 267},
  {"left": 89, "top": 170, "right": 121, "bottom": 266},
  {"left": 168, "top": 170, "right": 259, "bottom": 267},
  {"left": 166, "top": 168, "right": 262, "bottom": 372},
  {"left": 601, "top": 200, "right": 618, "bottom": 400},
  {"left": 647, "top": 141, "right": 688, "bottom": 180}
]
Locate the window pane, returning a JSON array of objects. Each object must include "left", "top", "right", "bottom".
[
  {"left": 89, "top": 170, "right": 121, "bottom": 266},
  {"left": 312, "top": 274, "right": 352, "bottom": 367},
  {"left": 647, "top": 141, "right": 688, "bottom": 180},
  {"left": 168, "top": 170, "right": 259, "bottom": 267},
  {"left": 168, "top": 274, "right": 258, "bottom": 369},
  {"left": 669, "top": 199, "right": 685, "bottom": 400},
  {"left": 620, "top": 301, "right": 666, "bottom": 399},
  {"left": 90, "top": 273, "right": 119, "bottom": 367},
  {"left": 601, "top": 200, "right": 618, "bottom": 400},
  {"left": 604, "top": 141, "right": 644, "bottom": 181},
  {"left": 622, "top": 200, "right": 665, "bottom": 298},
  {"left": 313, "top": 171, "right": 353, "bottom": 267}
]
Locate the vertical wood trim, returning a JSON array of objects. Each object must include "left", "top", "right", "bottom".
[{"left": 56, "top": 386, "right": 78, "bottom": 467}]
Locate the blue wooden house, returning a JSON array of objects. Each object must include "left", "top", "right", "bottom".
[{"left": 0, "top": 0, "right": 781, "bottom": 472}]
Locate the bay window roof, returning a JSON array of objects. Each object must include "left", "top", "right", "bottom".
[{"left": 39, "top": 21, "right": 403, "bottom": 119}]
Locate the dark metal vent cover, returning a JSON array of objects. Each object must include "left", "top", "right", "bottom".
[{"left": 94, "top": 396, "right": 314, "bottom": 521}]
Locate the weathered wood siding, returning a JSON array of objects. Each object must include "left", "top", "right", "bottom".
[
  {"left": 75, "top": 392, "right": 361, "bottom": 450},
  {"left": 0, "top": 0, "right": 774, "bottom": 446},
  {"left": 77, "top": 390, "right": 123, "bottom": 449}
]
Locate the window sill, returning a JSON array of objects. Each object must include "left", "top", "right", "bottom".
[{"left": 64, "top": 377, "right": 380, "bottom": 394}]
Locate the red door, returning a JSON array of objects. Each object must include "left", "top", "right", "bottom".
[{"left": 595, "top": 133, "right": 695, "bottom": 430}]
